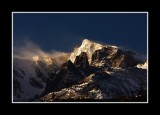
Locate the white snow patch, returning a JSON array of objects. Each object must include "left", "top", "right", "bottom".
[
  {"left": 136, "top": 62, "right": 147, "bottom": 69},
  {"left": 89, "top": 89, "right": 103, "bottom": 99}
]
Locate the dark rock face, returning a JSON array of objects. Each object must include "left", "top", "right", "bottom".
[
  {"left": 92, "top": 48, "right": 106, "bottom": 62},
  {"left": 34, "top": 67, "right": 46, "bottom": 82},
  {"left": 112, "top": 50, "right": 139, "bottom": 68},
  {"left": 91, "top": 47, "right": 140, "bottom": 69},
  {"left": 92, "top": 47, "right": 112, "bottom": 62},
  {"left": 91, "top": 47, "right": 115, "bottom": 67},
  {"left": 42, "top": 60, "right": 84, "bottom": 96},
  {"left": 74, "top": 52, "right": 89, "bottom": 70},
  {"left": 122, "top": 51, "right": 139, "bottom": 68},
  {"left": 111, "top": 49, "right": 125, "bottom": 67}
]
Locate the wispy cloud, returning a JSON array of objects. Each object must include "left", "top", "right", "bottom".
[{"left": 13, "top": 40, "right": 69, "bottom": 65}]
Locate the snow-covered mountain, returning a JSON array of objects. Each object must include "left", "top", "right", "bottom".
[
  {"left": 69, "top": 39, "right": 146, "bottom": 69},
  {"left": 13, "top": 54, "right": 68, "bottom": 101},
  {"left": 13, "top": 57, "right": 45, "bottom": 101},
  {"left": 13, "top": 39, "right": 147, "bottom": 102}
]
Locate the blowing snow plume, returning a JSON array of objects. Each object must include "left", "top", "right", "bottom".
[{"left": 13, "top": 40, "right": 69, "bottom": 66}]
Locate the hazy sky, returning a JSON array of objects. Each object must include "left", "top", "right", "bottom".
[{"left": 13, "top": 13, "right": 147, "bottom": 54}]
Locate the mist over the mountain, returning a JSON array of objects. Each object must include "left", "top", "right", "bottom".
[{"left": 14, "top": 40, "right": 69, "bottom": 66}]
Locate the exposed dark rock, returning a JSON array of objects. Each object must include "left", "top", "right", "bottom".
[
  {"left": 34, "top": 67, "right": 46, "bottom": 82},
  {"left": 112, "top": 50, "right": 139, "bottom": 68},
  {"left": 92, "top": 47, "right": 110, "bottom": 62},
  {"left": 91, "top": 47, "right": 118, "bottom": 68},
  {"left": 42, "top": 60, "right": 84, "bottom": 96},
  {"left": 111, "top": 49, "right": 125, "bottom": 67},
  {"left": 121, "top": 51, "right": 139, "bottom": 68},
  {"left": 74, "top": 52, "right": 89, "bottom": 72}
]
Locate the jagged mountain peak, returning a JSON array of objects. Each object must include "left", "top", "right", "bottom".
[
  {"left": 69, "top": 39, "right": 110, "bottom": 64},
  {"left": 82, "top": 39, "right": 92, "bottom": 44},
  {"left": 69, "top": 39, "right": 146, "bottom": 69},
  {"left": 69, "top": 39, "right": 121, "bottom": 65}
]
